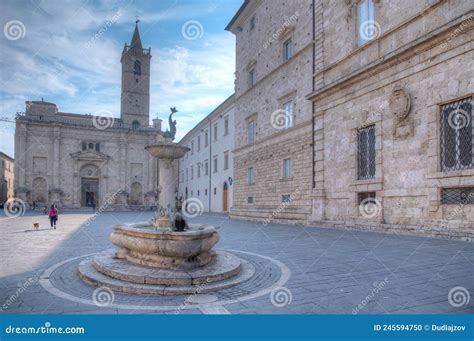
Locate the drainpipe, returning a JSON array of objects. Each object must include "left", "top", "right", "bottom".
[{"left": 311, "top": 0, "right": 316, "bottom": 189}]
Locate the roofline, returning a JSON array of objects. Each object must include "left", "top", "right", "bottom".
[
  {"left": 0, "top": 151, "right": 14, "bottom": 162},
  {"left": 178, "top": 94, "right": 235, "bottom": 144},
  {"left": 225, "top": 0, "right": 250, "bottom": 31}
]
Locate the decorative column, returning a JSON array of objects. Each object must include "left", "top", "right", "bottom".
[{"left": 154, "top": 158, "right": 175, "bottom": 227}]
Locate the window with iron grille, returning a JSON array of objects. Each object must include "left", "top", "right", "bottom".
[
  {"left": 358, "top": 192, "right": 376, "bottom": 205},
  {"left": 247, "top": 196, "right": 254, "bottom": 204},
  {"left": 440, "top": 96, "right": 473, "bottom": 172},
  {"left": 357, "top": 125, "right": 376, "bottom": 180},
  {"left": 441, "top": 187, "right": 474, "bottom": 205}
]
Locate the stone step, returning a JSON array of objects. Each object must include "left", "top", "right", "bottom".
[
  {"left": 78, "top": 253, "right": 256, "bottom": 296},
  {"left": 92, "top": 250, "right": 242, "bottom": 286}
]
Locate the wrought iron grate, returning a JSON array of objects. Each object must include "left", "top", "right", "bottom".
[
  {"left": 440, "top": 96, "right": 473, "bottom": 172},
  {"left": 441, "top": 187, "right": 474, "bottom": 205},
  {"left": 358, "top": 192, "right": 376, "bottom": 205},
  {"left": 357, "top": 125, "right": 376, "bottom": 180}
]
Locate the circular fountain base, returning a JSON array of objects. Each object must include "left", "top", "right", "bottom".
[
  {"left": 78, "top": 249, "right": 255, "bottom": 296},
  {"left": 79, "top": 223, "right": 253, "bottom": 295}
]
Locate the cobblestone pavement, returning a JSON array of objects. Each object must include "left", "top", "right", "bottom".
[{"left": 0, "top": 210, "right": 473, "bottom": 314}]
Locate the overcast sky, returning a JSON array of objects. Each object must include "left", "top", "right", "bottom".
[{"left": 0, "top": 0, "right": 241, "bottom": 157}]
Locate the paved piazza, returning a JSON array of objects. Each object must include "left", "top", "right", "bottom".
[{"left": 0, "top": 211, "right": 473, "bottom": 314}]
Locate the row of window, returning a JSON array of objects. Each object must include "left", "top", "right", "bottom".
[
  {"left": 356, "top": 96, "right": 473, "bottom": 180},
  {"left": 247, "top": 101, "right": 294, "bottom": 145},
  {"left": 246, "top": 0, "right": 377, "bottom": 90},
  {"left": 184, "top": 117, "right": 230, "bottom": 158},
  {"left": 246, "top": 158, "right": 292, "bottom": 185},
  {"left": 181, "top": 152, "right": 230, "bottom": 182},
  {"left": 184, "top": 187, "right": 220, "bottom": 198}
]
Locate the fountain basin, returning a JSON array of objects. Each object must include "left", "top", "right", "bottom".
[
  {"left": 145, "top": 144, "right": 189, "bottom": 159},
  {"left": 110, "top": 223, "right": 219, "bottom": 270}
]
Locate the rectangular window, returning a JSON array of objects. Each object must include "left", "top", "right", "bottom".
[
  {"left": 247, "top": 167, "right": 254, "bottom": 185},
  {"left": 224, "top": 152, "right": 229, "bottom": 170},
  {"left": 213, "top": 123, "right": 218, "bottom": 141},
  {"left": 357, "top": 0, "right": 376, "bottom": 46},
  {"left": 357, "top": 125, "right": 376, "bottom": 180},
  {"left": 191, "top": 165, "right": 194, "bottom": 180},
  {"left": 191, "top": 141, "right": 194, "bottom": 154},
  {"left": 205, "top": 160, "right": 209, "bottom": 176},
  {"left": 441, "top": 187, "right": 474, "bottom": 205},
  {"left": 440, "top": 96, "right": 473, "bottom": 172},
  {"left": 250, "top": 16, "right": 255, "bottom": 30},
  {"left": 213, "top": 156, "right": 218, "bottom": 173},
  {"left": 283, "top": 38, "right": 293, "bottom": 61},
  {"left": 181, "top": 170, "right": 184, "bottom": 183},
  {"left": 283, "top": 101, "right": 294, "bottom": 129},
  {"left": 197, "top": 135, "right": 201, "bottom": 151},
  {"left": 197, "top": 164, "right": 201, "bottom": 178},
  {"left": 186, "top": 168, "right": 188, "bottom": 181},
  {"left": 358, "top": 192, "right": 376, "bottom": 205},
  {"left": 224, "top": 117, "right": 229, "bottom": 136},
  {"left": 205, "top": 130, "right": 209, "bottom": 147},
  {"left": 283, "top": 158, "right": 292, "bottom": 178},
  {"left": 247, "top": 196, "right": 254, "bottom": 204},
  {"left": 248, "top": 121, "right": 256, "bottom": 144},
  {"left": 205, "top": 189, "right": 208, "bottom": 196},
  {"left": 249, "top": 69, "right": 255, "bottom": 88},
  {"left": 282, "top": 194, "right": 291, "bottom": 203}
]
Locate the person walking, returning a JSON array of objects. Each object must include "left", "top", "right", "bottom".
[{"left": 48, "top": 205, "right": 58, "bottom": 229}]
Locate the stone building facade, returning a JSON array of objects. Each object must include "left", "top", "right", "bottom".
[
  {"left": 225, "top": 0, "right": 473, "bottom": 239},
  {"left": 226, "top": 0, "right": 315, "bottom": 222},
  {"left": 0, "top": 152, "right": 14, "bottom": 207},
  {"left": 177, "top": 95, "right": 235, "bottom": 213},
  {"left": 14, "top": 24, "right": 163, "bottom": 209},
  {"left": 307, "top": 0, "right": 473, "bottom": 240}
]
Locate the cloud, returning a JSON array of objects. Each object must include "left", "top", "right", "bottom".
[{"left": 0, "top": 0, "right": 236, "bottom": 153}]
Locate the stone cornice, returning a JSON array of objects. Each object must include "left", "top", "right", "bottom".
[{"left": 306, "top": 10, "right": 474, "bottom": 101}]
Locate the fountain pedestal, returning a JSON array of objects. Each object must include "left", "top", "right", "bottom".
[{"left": 145, "top": 136, "right": 189, "bottom": 228}]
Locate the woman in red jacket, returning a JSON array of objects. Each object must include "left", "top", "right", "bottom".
[{"left": 48, "top": 205, "right": 58, "bottom": 229}]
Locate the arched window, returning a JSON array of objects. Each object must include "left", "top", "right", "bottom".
[
  {"left": 133, "top": 60, "right": 141, "bottom": 75},
  {"left": 132, "top": 120, "right": 140, "bottom": 130}
]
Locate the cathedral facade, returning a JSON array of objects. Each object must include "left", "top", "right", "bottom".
[{"left": 14, "top": 24, "right": 163, "bottom": 209}]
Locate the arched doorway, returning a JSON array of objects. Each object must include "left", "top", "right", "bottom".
[
  {"left": 130, "top": 182, "right": 143, "bottom": 205},
  {"left": 80, "top": 164, "right": 100, "bottom": 207},
  {"left": 32, "top": 177, "right": 47, "bottom": 204},
  {"left": 223, "top": 182, "right": 228, "bottom": 212}
]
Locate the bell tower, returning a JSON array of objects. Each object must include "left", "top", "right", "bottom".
[{"left": 120, "top": 21, "right": 151, "bottom": 127}]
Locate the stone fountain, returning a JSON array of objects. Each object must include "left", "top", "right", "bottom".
[{"left": 78, "top": 109, "right": 254, "bottom": 295}]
